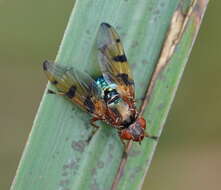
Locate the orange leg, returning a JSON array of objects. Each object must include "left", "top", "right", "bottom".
[
  {"left": 121, "top": 139, "right": 129, "bottom": 159},
  {"left": 90, "top": 117, "right": 101, "bottom": 129},
  {"left": 117, "top": 131, "right": 129, "bottom": 158},
  {"left": 87, "top": 117, "right": 102, "bottom": 142}
]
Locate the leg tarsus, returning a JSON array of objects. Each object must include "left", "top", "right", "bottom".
[
  {"left": 47, "top": 89, "right": 65, "bottom": 96},
  {"left": 119, "top": 137, "right": 129, "bottom": 159},
  {"left": 149, "top": 135, "right": 158, "bottom": 140},
  {"left": 90, "top": 118, "right": 100, "bottom": 129},
  {"left": 144, "top": 131, "right": 158, "bottom": 141},
  {"left": 86, "top": 117, "right": 101, "bottom": 143},
  {"left": 122, "top": 150, "right": 128, "bottom": 159}
]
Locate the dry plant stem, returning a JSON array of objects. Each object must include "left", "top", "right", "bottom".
[
  {"left": 111, "top": 1, "right": 198, "bottom": 189},
  {"left": 139, "top": 0, "right": 197, "bottom": 116}
]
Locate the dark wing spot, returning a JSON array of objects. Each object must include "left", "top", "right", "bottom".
[
  {"left": 47, "top": 89, "right": 56, "bottom": 94},
  {"left": 84, "top": 97, "right": 95, "bottom": 113},
  {"left": 43, "top": 60, "right": 49, "bottom": 70},
  {"left": 101, "top": 23, "right": 111, "bottom": 28},
  {"left": 66, "top": 86, "right": 76, "bottom": 98},
  {"left": 117, "top": 73, "right": 134, "bottom": 85},
  {"left": 113, "top": 54, "right": 127, "bottom": 62},
  {"left": 52, "top": 80, "right": 58, "bottom": 85},
  {"left": 116, "top": 39, "right": 121, "bottom": 43}
]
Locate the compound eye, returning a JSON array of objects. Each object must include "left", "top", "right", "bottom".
[
  {"left": 137, "top": 117, "right": 146, "bottom": 129},
  {"left": 120, "top": 130, "right": 132, "bottom": 140}
]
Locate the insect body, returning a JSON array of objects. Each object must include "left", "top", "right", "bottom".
[{"left": 43, "top": 23, "right": 156, "bottom": 143}]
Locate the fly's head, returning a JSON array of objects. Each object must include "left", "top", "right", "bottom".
[{"left": 119, "top": 117, "right": 147, "bottom": 142}]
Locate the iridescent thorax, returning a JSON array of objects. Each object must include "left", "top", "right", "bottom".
[{"left": 95, "top": 76, "right": 121, "bottom": 106}]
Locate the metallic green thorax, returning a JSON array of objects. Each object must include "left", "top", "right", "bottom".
[{"left": 95, "top": 76, "right": 121, "bottom": 105}]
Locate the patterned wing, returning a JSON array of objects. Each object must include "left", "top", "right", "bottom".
[
  {"left": 96, "top": 23, "right": 135, "bottom": 102},
  {"left": 43, "top": 61, "right": 106, "bottom": 117}
]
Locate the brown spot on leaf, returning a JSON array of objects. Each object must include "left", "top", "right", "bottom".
[
  {"left": 153, "top": 9, "right": 160, "bottom": 15},
  {"left": 71, "top": 140, "right": 86, "bottom": 152},
  {"left": 63, "top": 160, "right": 77, "bottom": 170},
  {"left": 62, "top": 171, "right": 68, "bottom": 176},
  {"left": 59, "top": 179, "right": 70, "bottom": 186}
]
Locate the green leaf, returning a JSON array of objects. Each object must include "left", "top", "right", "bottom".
[{"left": 11, "top": 0, "right": 209, "bottom": 190}]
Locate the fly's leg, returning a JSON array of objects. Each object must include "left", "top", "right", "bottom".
[
  {"left": 86, "top": 117, "right": 101, "bottom": 143},
  {"left": 90, "top": 118, "right": 100, "bottom": 136},
  {"left": 118, "top": 131, "right": 129, "bottom": 158},
  {"left": 119, "top": 138, "right": 127, "bottom": 150},
  {"left": 47, "top": 89, "right": 65, "bottom": 96},
  {"left": 120, "top": 138, "right": 129, "bottom": 159},
  {"left": 144, "top": 131, "right": 158, "bottom": 140}
]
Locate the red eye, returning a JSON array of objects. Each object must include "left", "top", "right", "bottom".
[
  {"left": 137, "top": 117, "right": 146, "bottom": 129},
  {"left": 120, "top": 130, "right": 132, "bottom": 140}
]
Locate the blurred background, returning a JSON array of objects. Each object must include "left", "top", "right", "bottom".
[{"left": 0, "top": 0, "right": 220, "bottom": 190}]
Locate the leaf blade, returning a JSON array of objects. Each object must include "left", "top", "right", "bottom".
[{"left": 11, "top": 0, "right": 209, "bottom": 190}]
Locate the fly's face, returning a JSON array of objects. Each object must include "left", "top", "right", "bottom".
[{"left": 119, "top": 117, "right": 146, "bottom": 142}]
